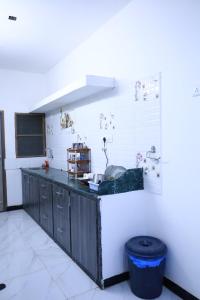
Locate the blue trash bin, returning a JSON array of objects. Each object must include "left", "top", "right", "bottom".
[{"left": 125, "top": 236, "right": 167, "bottom": 299}]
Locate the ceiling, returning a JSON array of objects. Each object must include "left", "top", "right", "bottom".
[{"left": 0, "top": 0, "right": 132, "bottom": 73}]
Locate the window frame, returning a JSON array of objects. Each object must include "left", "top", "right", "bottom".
[{"left": 15, "top": 113, "right": 46, "bottom": 158}]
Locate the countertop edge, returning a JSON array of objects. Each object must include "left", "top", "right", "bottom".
[{"left": 21, "top": 168, "right": 100, "bottom": 201}]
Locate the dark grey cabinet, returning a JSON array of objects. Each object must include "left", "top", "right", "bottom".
[
  {"left": 22, "top": 171, "right": 101, "bottom": 286},
  {"left": 15, "top": 113, "right": 46, "bottom": 158},
  {"left": 22, "top": 172, "right": 30, "bottom": 214},
  {"left": 39, "top": 179, "right": 53, "bottom": 237},
  {"left": 53, "top": 184, "right": 71, "bottom": 253},
  {"left": 29, "top": 175, "right": 40, "bottom": 223},
  {"left": 70, "top": 192, "right": 98, "bottom": 280},
  {"left": 22, "top": 173, "right": 39, "bottom": 223}
]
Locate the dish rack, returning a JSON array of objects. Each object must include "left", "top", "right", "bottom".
[{"left": 67, "top": 148, "right": 91, "bottom": 179}]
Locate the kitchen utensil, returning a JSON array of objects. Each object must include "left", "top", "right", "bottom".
[
  {"left": 94, "top": 174, "right": 104, "bottom": 184},
  {"left": 104, "top": 165, "right": 126, "bottom": 180}
]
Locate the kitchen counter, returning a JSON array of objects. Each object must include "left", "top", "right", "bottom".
[
  {"left": 22, "top": 166, "right": 144, "bottom": 197},
  {"left": 21, "top": 167, "right": 99, "bottom": 199},
  {"left": 21, "top": 166, "right": 145, "bottom": 287}
]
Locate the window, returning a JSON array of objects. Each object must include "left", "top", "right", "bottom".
[{"left": 15, "top": 113, "right": 46, "bottom": 158}]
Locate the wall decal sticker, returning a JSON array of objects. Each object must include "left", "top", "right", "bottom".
[
  {"left": 193, "top": 87, "right": 200, "bottom": 97},
  {"left": 134, "top": 74, "right": 160, "bottom": 102}
]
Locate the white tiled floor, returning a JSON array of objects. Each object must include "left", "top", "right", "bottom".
[{"left": 0, "top": 210, "right": 181, "bottom": 300}]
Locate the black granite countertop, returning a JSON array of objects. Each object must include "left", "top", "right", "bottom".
[
  {"left": 21, "top": 167, "right": 99, "bottom": 199},
  {"left": 21, "top": 166, "right": 144, "bottom": 198}
]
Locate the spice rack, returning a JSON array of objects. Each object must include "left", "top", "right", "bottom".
[{"left": 67, "top": 148, "right": 91, "bottom": 179}]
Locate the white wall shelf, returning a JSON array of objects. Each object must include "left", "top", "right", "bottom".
[{"left": 30, "top": 75, "right": 115, "bottom": 113}]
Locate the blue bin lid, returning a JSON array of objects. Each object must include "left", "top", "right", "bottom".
[{"left": 125, "top": 236, "right": 167, "bottom": 259}]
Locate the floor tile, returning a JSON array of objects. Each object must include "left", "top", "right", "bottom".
[
  {"left": 35, "top": 245, "right": 72, "bottom": 271},
  {"left": 23, "top": 227, "right": 58, "bottom": 251},
  {"left": 0, "top": 249, "right": 44, "bottom": 281},
  {"left": 0, "top": 228, "right": 31, "bottom": 255},
  {"left": 0, "top": 212, "right": 10, "bottom": 226},
  {"left": 16, "top": 216, "right": 41, "bottom": 233},
  {"left": 0, "top": 210, "right": 180, "bottom": 300},
  {"left": 54, "top": 262, "right": 97, "bottom": 298},
  {"left": 44, "top": 259, "right": 72, "bottom": 281},
  {"left": 0, "top": 220, "right": 18, "bottom": 239},
  {"left": 0, "top": 212, "right": 19, "bottom": 234},
  {"left": 5, "top": 210, "right": 31, "bottom": 223},
  {"left": 0, "top": 210, "right": 34, "bottom": 232},
  {"left": 70, "top": 285, "right": 124, "bottom": 300},
  {"left": 70, "top": 282, "right": 181, "bottom": 300},
  {"left": 0, "top": 269, "right": 66, "bottom": 300}
]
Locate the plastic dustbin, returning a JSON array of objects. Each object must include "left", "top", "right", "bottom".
[{"left": 125, "top": 236, "right": 167, "bottom": 299}]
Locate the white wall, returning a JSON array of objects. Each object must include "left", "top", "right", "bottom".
[
  {"left": 44, "top": 0, "right": 200, "bottom": 297},
  {"left": 101, "top": 191, "right": 149, "bottom": 279},
  {"left": 0, "top": 69, "right": 47, "bottom": 206}
]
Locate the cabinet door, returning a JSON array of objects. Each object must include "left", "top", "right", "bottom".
[
  {"left": 29, "top": 175, "right": 40, "bottom": 223},
  {"left": 39, "top": 179, "right": 53, "bottom": 237},
  {"left": 53, "top": 184, "right": 71, "bottom": 253},
  {"left": 71, "top": 192, "right": 98, "bottom": 280},
  {"left": 22, "top": 172, "right": 30, "bottom": 214}
]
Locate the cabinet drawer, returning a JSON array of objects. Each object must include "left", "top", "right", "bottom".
[
  {"left": 29, "top": 175, "right": 40, "bottom": 223},
  {"left": 39, "top": 179, "right": 53, "bottom": 237},
  {"left": 39, "top": 179, "right": 50, "bottom": 199},
  {"left": 40, "top": 212, "right": 49, "bottom": 223},
  {"left": 54, "top": 218, "right": 70, "bottom": 251},
  {"left": 53, "top": 185, "right": 70, "bottom": 253},
  {"left": 39, "top": 180, "right": 49, "bottom": 197},
  {"left": 53, "top": 186, "right": 68, "bottom": 212}
]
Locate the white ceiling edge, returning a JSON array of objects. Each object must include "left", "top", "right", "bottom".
[
  {"left": 30, "top": 75, "right": 116, "bottom": 113},
  {"left": 0, "top": 0, "right": 133, "bottom": 74}
]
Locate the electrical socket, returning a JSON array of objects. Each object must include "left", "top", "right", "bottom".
[
  {"left": 102, "top": 135, "right": 113, "bottom": 144},
  {"left": 107, "top": 136, "right": 113, "bottom": 143}
]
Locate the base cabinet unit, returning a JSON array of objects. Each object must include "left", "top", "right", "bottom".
[
  {"left": 70, "top": 192, "right": 99, "bottom": 281},
  {"left": 29, "top": 175, "right": 40, "bottom": 223},
  {"left": 22, "top": 172, "right": 30, "bottom": 214},
  {"left": 21, "top": 170, "right": 101, "bottom": 287},
  {"left": 39, "top": 179, "right": 53, "bottom": 237},
  {"left": 22, "top": 173, "right": 39, "bottom": 222},
  {"left": 21, "top": 167, "right": 145, "bottom": 289},
  {"left": 53, "top": 184, "right": 71, "bottom": 253}
]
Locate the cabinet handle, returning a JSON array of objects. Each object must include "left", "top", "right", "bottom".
[
  {"left": 41, "top": 184, "right": 46, "bottom": 188},
  {"left": 41, "top": 195, "right": 47, "bottom": 199},
  {"left": 57, "top": 227, "right": 63, "bottom": 233},
  {"left": 56, "top": 204, "right": 63, "bottom": 209},
  {"left": 55, "top": 191, "right": 63, "bottom": 196},
  {"left": 43, "top": 214, "right": 48, "bottom": 220}
]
